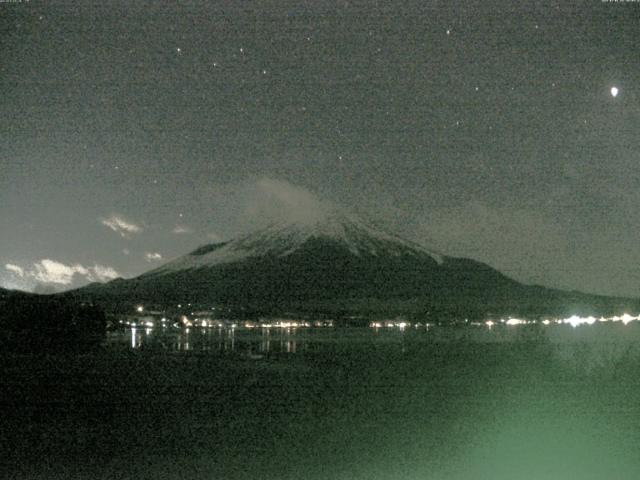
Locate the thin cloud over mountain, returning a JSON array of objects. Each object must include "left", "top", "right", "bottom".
[{"left": 101, "top": 214, "right": 142, "bottom": 238}]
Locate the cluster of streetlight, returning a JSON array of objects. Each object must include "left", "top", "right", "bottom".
[
  {"left": 485, "top": 313, "right": 640, "bottom": 328},
  {"left": 129, "top": 304, "right": 640, "bottom": 331}
]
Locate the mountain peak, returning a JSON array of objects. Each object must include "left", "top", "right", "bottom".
[{"left": 147, "top": 210, "right": 443, "bottom": 276}]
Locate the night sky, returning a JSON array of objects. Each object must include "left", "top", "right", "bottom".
[{"left": 2, "top": 0, "right": 639, "bottom": 296}]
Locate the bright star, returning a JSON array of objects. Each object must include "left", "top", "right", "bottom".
[{"left": 611, "top": 86, "right": 619, "bottom": 98}]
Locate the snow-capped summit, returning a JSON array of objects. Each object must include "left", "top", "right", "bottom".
[
  {"left": 147, "top": 209, "right": 444, "bottom": 275},
  {"left": 66, "top": 178, "right": 639, "bottom": 318},
  {"left": 70, "top": 198, "right": 635, "bottom": 319}
]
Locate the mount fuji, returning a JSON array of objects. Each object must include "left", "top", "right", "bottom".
[
  {"left": 151, "top": 210, "right": 445, "bottom": 274},
  {"left": 70, "top": 208, "right": 638, "bottom": 319}
]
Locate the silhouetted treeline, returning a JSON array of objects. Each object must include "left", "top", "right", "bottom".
[{"left": 0, "top": 294, "right": 106, "bottom": 353}]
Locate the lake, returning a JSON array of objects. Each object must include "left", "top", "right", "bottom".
[{"left": 5, "top": 322, "right": 640, "bottom": 479}]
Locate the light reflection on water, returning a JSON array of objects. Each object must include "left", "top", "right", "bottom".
[
  {"left": 130, "top": 327, "right": 138, "bottom": 349},
  {"left": 108, "top": 321, "right": 640, "bottom": 357},
  {"left": 110, "top": 325, "right": 322, "bottom": 354}
]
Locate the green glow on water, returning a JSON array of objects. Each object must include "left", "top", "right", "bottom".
[
  {"left": 437, "top": 405, "right": 638, "bottom": 480},
  {"left": 7, "top": 326, "right": 640, "bottom": 479}
]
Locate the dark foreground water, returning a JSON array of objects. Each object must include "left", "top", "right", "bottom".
[{"left": 4, "top": 323, "right": 640, "bottom": 479}]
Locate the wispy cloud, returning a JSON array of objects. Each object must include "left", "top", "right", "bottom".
[
  {"left": 145, "top": 252, "right": 163, "bottom": 262},
  {"left": 101, "top": 214, "right": 142, "bottom": 238},
  {"left": 5, "top": 259, "right": 120, "bottom": 287},
  {"left": 172, "top": 225, "right": 192, "bottom": 234},
  {"left": 33, "top": 259, "right": 88, "bottom": 285},
  {"left": 91, "top": 264, "right": 120, "bottom": 282},
  {"left": 207, "top": 232, "right": 222, "bottom": 242},
  {"left": 244, "top": 178, "right": 331, "bottom": 227},
  {"left": 5, "top": 264, "right": 24, "bottom": 277},
  {"left": 32, "top": 259, "right": 119, "bottom": 285}
]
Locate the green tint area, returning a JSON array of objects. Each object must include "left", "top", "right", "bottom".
[{"left": 4, "top": 326, "right": 640, "bottom": 479}]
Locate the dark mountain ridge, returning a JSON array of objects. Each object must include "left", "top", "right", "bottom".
[{"left": 68, "top": 212, "right": 639, "bottom": 319}]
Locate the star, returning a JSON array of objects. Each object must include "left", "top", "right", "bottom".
[
  {"left": 176, "top": 47, "right": 181, "bottom": 53},
  {"left": 446, "top": 29, "right": 451, "bottom": 35},
  {"left": 611, "top": 86, "right": 619, "bottom": 97}
]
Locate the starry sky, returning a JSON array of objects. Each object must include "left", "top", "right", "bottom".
[{"left": 1, "top": 0, "right": 639, "bottom": 296}]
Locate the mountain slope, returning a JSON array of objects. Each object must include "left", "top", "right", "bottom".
[
  {"left": 146, "top": 211, "right": 444, "bottom": 275},
  {"left": 71, "top": 212, "right": 639, "bottom": 319}
]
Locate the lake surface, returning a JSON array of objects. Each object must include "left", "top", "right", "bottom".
[
  {"left": 111, "top": 321, "right": 640, "bottom": 361},
  {"left": 5, "top": 323, "right": 640, "bottom": 479}
]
